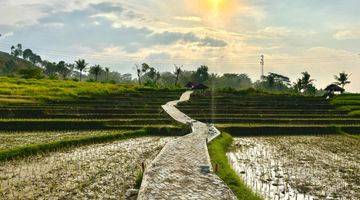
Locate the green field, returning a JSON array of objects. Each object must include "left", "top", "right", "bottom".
[{"left": 177, "top": 91, "right": 360, "bottom": 135}]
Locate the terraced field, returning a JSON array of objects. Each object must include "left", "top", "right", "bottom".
[
  {"left": 177, "top": 92, "right": 360, "bottom": 135},
  {"left": 0, "top": 90, "right": 184, "bottom": 131},
  {"left": 178, "top": 92, "right": 360, "bottom": 199},
  {"left": 0, "top": 89, "right": 187, "bottom": 199}
]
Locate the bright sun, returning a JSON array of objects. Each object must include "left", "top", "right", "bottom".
[{"left": 208, "top": 0, "right": 225, "bottom": 15}]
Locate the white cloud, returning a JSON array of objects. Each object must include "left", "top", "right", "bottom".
[
  {"left": 174, "top": 16, "right": 202, "bottom": 22},
  {"left": 1, "top": 32, "right": 14, "bottom": 38},
  {"left": 334, "top": 28, "right": 360, "bottom": 40}
]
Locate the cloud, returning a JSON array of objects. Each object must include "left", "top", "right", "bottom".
[
  {"left": 174, "top": 16, "right": 202, "bottom": 22},
  {"left": 148, "top": 31, "right": 227, "bottom": 47},
  {"left": 0, "top": 32, "right": 14, "bottom": 38},
  {"left": 333, "top": 28, "right": 360, "bottom": 40},
  {"left": 146, "top": 52, "right": 172, "bottom": 60}
]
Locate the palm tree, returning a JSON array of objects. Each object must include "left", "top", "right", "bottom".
[
  {"left": 301, "top": 71, "right": 315, "bottom": 92},
  {"left": 75, "top": 59, "right": 88, "bottom": 81},
  {"left": 105, "top": 67, "right": 110, "bottom": 81},
  {"left": 90, "top": 65, "right": 103, "bottom": 81},
  {"left": 334, "top": 72, "right": 351, "bottom": 92},
  {"left": 174, "top": 65, "right": 182, "bottom": 86}
]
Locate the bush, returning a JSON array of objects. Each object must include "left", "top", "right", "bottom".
[{"left": 18, "top": 68, "right": 44, "bottom": 79}]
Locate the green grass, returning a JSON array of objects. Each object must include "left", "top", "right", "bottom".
[
  {"left": 0, "top": 77, "right": 185, "bottom": 103},
  {"left": 349, "top": 110, "right": 360, "bottom": 117},
  {"left": 135, "top": 171, "right": 144, "bottom": 189},
  {"left": 331, "top": 94, "right": 360, "bottom": 117},
  {"left": 208, "top": 132, "right": 262, "bottom": 200},
  {"left": 0, "top": 126, "right": 187, "bottom": 162}
]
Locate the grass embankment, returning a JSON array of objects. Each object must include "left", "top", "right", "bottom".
[
  {"left": 0, "top": 126, "right": 187, "bottom": 162},
  {"left": 208, "top": 132, "right": 262, "bottom": 200}
]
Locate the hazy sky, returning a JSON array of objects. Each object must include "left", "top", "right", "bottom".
[{"left": 0, "top": 0, "right": 359, "bottom": 91}]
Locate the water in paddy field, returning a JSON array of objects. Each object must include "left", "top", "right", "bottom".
[
  {"left": 227, "top": 136, "right": 360, "bottom": 200},
  {"left": 228, "top": 145, "right": 314, "bottom": 200}
]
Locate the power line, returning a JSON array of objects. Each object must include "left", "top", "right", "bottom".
[{"left": 0, "top": 42, "right": 359, "bottom": 66}]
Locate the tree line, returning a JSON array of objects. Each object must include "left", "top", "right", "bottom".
[{"left": 2, "top": 43, "right": 352, "bottom": 94}]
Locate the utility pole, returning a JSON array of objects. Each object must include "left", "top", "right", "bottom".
[{"left": 260, "top": 55, "right": 265, "bottom": 79}]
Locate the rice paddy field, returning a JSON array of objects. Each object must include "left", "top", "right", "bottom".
[
  {"left": 0, "top": 78, "right": 186, "bottom": 199},
  {"left": 178, "top": 91, "right": 360, "bottom": 200},
  {"left": 1, "top": 78, "right": 359, "bottom": 199}
]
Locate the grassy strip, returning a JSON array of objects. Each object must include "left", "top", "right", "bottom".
[
  {"left": 134, "top": 171, "right": 144, "bottom": 189},
  {"left": 0, "top": 126, "right": 187, "bottom": 162},
  {"left": 208, "top": 132, "right": 262, "bottom": 200},
  {"left": 349, "top": 110, "right": 360, "bottom": 117}
]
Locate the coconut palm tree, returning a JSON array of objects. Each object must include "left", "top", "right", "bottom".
[
  {"left": 300, "top": 71, "right": 315, "bottom": 92},
  {"left": 334, "top": 72, "right": 351, "bottom": 92},
  {"left": 105, "top": 67, "right": 110, "bottom": 81},
  {"left": 90, "top": 65, "right": 103, "bottom": 81},
  {"left": 75, "top": 59, "right": 88, "bottom": 81},
  {"left": 174, "top": 65, "right": 182, "bottom": 86}
]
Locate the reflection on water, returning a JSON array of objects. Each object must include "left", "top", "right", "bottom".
[{"left": 227, "top": 139, "right": 316, "bottom": 200}]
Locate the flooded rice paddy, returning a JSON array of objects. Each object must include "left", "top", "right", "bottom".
[
  {"left": 0, "top": 137, "right": 173, "bottom": 199},
  {"left": 228, "top": 135, "right": 359, "bottom": 200}
]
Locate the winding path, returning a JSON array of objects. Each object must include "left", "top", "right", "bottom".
[{"left": 137, "top": 91, "right": 237, "bottom": 199}]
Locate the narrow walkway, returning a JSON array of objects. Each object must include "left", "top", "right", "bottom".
[{"left": 137, "top": 91, "right": 237, "bottom": 199}]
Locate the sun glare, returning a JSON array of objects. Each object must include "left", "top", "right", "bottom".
[
  {"left": 185, "top": 0, "right": 238, "bottom": 26},
  {"left": 209, "top": 0, "right": 224, "bottom": 14}
]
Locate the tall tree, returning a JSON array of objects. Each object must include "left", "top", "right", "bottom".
[
  {"left": 89, "top": 65, "right": 103, "bottom": 81},
  {"left": 146, "top": 67, "right": 161, "bottom": 84},
  {"left": 193, "top": 65, "right": 209, "bottom": 83},
  {"left": 300, "top": 71, "right": 316, "bottom": 94},
  {"left": 57, "top": 61, "right": 73, "bottom": 80},
  {"left": 10, "top": 44, "right": 23, "bottom": 58},
  {"left": 75, "top": 59, "right": 88, "bottom": 81},
  {"left": 294, "top": 79, "right": 303, "bottom": 93},
  {"left": 105, "top": 67, "right": 110, "bottom": 81},
  {"left": 334, "top": 72, "right": 351, "bottom": 92},
  {"left": 135, "top": 63, "right": 150, "bottom": 85},
  {"left": 174, "top": 65, "right": 182, "bottom": 86},
  {"left": 265, "top": 75, "right": 276, "bottom": 89},
  {"left": 22, "top": 49, "right": 33, "bottom": 60},
  {"left": 42, "top": 60, "right": 59, "bottom": 76},
  {"left": 29, "top": 54, "right": 42, "bottom": 65}
]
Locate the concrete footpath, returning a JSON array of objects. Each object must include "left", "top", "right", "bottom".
[{"left": 137, "top": 91, "right": 237, "bottom": 200}]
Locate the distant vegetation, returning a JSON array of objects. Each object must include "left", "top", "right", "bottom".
[{"left": 0, "top": 43, "right": 354, "bottom": 96}]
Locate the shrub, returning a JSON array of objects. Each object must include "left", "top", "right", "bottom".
[{"left": 18, "top": 68, "right": 44, "bottom": 79}]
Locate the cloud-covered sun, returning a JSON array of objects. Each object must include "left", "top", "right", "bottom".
[
  {"left": 185, "top": 0, "right": 238, "bottom": 23},
  {"left": 209, "top": 0, "right": 225, "bottom": 14}
]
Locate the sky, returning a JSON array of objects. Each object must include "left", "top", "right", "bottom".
[{"left": 0, "top": 0, "right": 359, "bottom": 92}]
